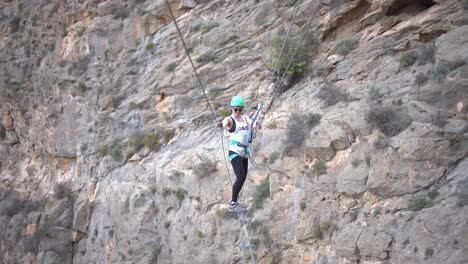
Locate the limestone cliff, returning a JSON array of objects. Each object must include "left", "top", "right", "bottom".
[{"left": 0, "top": 0, "right": 467, "bottom": 263}]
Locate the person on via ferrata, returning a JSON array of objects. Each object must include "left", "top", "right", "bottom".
[{"left": 217, "top": 96, "right": 261, "bottom": 212}]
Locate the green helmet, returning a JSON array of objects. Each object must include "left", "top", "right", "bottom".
[{"left": 230, "top": 96, "right": 244, "bottom": 107}]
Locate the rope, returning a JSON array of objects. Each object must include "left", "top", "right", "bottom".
[
  {"left": 163, "top": 0, "right": 233, "bottom": 188},
  {"left": 262, "top": 1, "right": 321, "bottom": 121},
  {"left": 270, "top": 0, "right": 303, "bottom": 78}
]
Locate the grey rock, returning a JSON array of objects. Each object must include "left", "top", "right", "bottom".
[
  {"left": 367, "top": 150, "right": 413, "bottom": 198},
  {"left": 335, "top": 224, "right": 364, "bottom": 258},
  {"left": 356, "top": 227, "right": 393, "bottom": 259},
  {"left": 435, "top": 25, "right": 468, "bottom": 63},
  {"left": 37, "top": 250, "right": 60, "bottom": 264},
  {"left": 73, "top": 193, "right": 90, "bottom": 234},
  {"left": 336, "top": 157, "right": 369, "bottom": 196}
]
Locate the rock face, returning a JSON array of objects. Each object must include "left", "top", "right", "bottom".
[{"left": 0, "top": 0, "right": 467, "bottom": 263}]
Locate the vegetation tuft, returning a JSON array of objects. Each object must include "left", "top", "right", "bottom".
[
  {"left": 267, "top": 26, "right": 316, "bottom": 84},
  {"left": 145, "top": 42, "right": 155, "bottom": 51},
  {"left": 143, "top": 132, "right": 159, "bottom": 150},
  {"left": 173, "top": 188, "right": 187, "bottom": 202},
  {"left": 408, "top": 197, "right": 434, "bottom": 211},
  {"left": 368, "top": 85, "right": 380, "bottom": 101},
  {"left": 285, "top": 112, "right": 322, "bottom": 153},
  {"left": 313, "top": 160, "right": 327, "bottom": 176},
  {"left": 268, "top": 151, "right": 280, "bottom": 164},
  {"left": 110, "top": 140, "right": 123, "bottom": 161},
  {"left": 399, "top": 50, "right": 418, "bottom": 67},
  {"left": 316, "top": 83, "right": 348, "bottom": 107},
  {"left": 196, "top": 52, "right": 217, "bottom": 64},
  {"left": 201, "top": 20, "right": 220, "bottom": 33},
  {"left": 192, "top": 154, "right": 218, "bottom": 178},
  {"left": 313, "top": 221, "right": 333, "bottom": 240},
  {"left": 165, "top": 62, "right": 177, "bottom": 73},
  {"left": 366, "top": 106, "right": 412, "bottom": 137},
  {"left": 252, "top": 177, "right": 270, "bottom": 209},
  {"left": 333, "top": 38, "right": 358, "bottom": 56}
]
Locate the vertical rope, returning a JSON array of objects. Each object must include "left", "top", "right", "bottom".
[{"left": 163, "top": 0, "right": 233, "bottom": 190}]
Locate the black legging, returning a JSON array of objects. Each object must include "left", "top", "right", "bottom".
[{"left": 229, "top": 151, "right": 249, "bottom": 202}]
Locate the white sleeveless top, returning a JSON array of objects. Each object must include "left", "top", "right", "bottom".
[{"left": 228, "top": 115, "right": 251, "bottom": 157}]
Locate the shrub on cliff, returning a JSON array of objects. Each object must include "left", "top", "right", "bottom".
[
  {"left": 267, "top": 26, "right": 315, "bottom": 84},
  {"left": 366, "top": 106, "right": 412, "bottom": 137}
]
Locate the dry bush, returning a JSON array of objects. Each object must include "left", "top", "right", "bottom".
[
  {"left": 366, "top": 106, "right": 412, "bottom": 137},
  {"left": 316, "top": 83, "right": 348, "bottom": 107}
]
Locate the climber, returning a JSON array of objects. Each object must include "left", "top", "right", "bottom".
[{"left": 217, "top": 96, "right": 261, "bottom": 212}]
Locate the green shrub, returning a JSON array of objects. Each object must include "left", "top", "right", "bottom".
[
  {"left": 333, "top": 38, "right": 358, "bottom": 56},
  {"left": 267, "top": 121, "right": 277, "bottom": 129},
  {"left": 218, "top": 108, "right": 231, "bottom": 117},
  {"left": 145, "top": 42, "right": 155, "bottom": 51},
  {"left": 268, "top": 151, "right": 280, "bottom": 164},
  {"left": 321, "top": 221, "right": 332, "bottom": 232},
  {"left": 408, "top": 197, "right": 433, "bottom": 211},
  {"left": 313, "top": 225, "right": 323, "bottom": 239},
  {"left": 97, "top": 144, "right": 108, "bottom": 157},
  {"left": 313, "top": 221, "right": 333, "bottom": 240},
  {"left": 252, "top": 177, "right": 270, "bottom": 209},
  {"left": 267, "top": 26, "right": 313, "bottom": 83},
  {"left": 173, "top": 188, "right": 187, "bottom": 201},
  {"left": 78, "top": 82, "right": 87, "bottom": 92},
  {"left": 104, "top": 49, "right": 110, "bottom": 61},
  {"left": 201, "top": 20, "right": 220, "bottom": 33},
  {"left": 195, "top": 52, "right": 217, "bottom": 64},
  {"left": 366, "top": 106, "right": 412, "bottom": 137},
  {"left": 197, "top": 230, "right": 204, "bottom": 238},
  {"left": 399, "top": 50, "right": 417, "bottom": 67},
  {"left": 165, "top": 62, "right": 177, "bottom": 72},
  {"left": 368, "top": 85, "right": 380, "bottom": 101},
  {"left": 143, "top": 132, "right": 159, "bottom": 150},
  {"left": 313, "top": 160, "right": 326, "bottom": 176},
  {"left": 128, "top": 101, "right": 138, "bottom": 111},
  {"left": 110, "top": 140, "right": 123, "bottom": 161}
]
